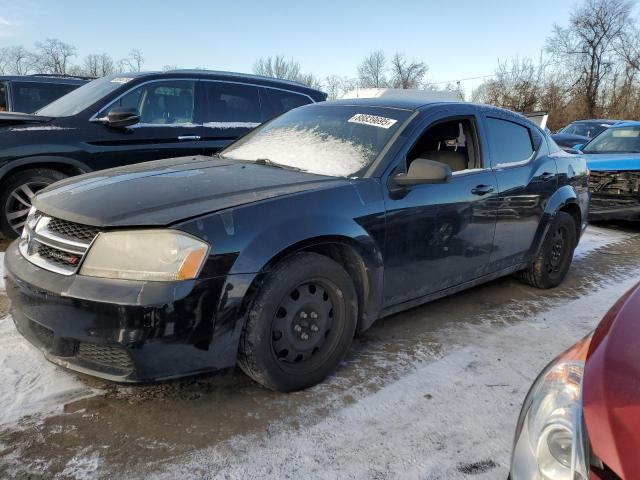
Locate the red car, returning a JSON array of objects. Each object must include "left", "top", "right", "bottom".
[{"left": 510, "top": 282, "right": 640, "bottom": 479}]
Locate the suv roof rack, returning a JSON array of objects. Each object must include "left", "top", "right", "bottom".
[{"left": 29, "top": 74, "right": 95, "bottom": 81}]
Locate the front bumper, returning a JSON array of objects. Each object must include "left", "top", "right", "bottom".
[
  {"left": 589, "top": 195, "right": 640, "bottom": 222},
  {"left": 4, "top": 241, "right": 255, "bottom": 382}
]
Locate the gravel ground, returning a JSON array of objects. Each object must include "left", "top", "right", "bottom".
[{"left": 0, "top": 225, "right": 638, "bottom": 479}]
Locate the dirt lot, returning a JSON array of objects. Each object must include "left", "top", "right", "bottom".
[{"left": 0, "top": 225, "right": 638, "bottom": 479}]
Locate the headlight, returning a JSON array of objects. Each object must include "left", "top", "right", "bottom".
[
  {"left": 21, "top": 207, "right": 39, "bottom": 240},
  {"left": 511, "top": 335, "right": 592, "bottom": 480},
  {"left": 80, "top": 230, "right": 209, "bottom": 281}
]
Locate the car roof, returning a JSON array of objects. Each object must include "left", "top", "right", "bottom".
[
  {"left": 324, "top": 97, "right": 465, "bottom": 110},
  {"left": 608, "top": 120, "right": 640, "bottom": 128},
  {"left": 123, "top": 69, "right": 326, "bottom": 96},
  {"left": 0, "top": 74, "right": 89, "bottom": 84}
]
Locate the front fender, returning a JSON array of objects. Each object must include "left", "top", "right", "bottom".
[{"left": 0, "top": 155, "right": 90, "bottom": 181}]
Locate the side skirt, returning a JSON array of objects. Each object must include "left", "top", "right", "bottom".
[{"left": 379, "top": 263, "right": 528, "bottom": 319}]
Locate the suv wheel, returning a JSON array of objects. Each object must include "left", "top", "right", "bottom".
[
  {"left": 0, "top": 169, "right": 67, "bottom": 239},
  {"left": 518, "top": 211, "right": 577, "bottom": 289},
  {"left": 238, "top": 252, "right": 358, "bottom": 392}
]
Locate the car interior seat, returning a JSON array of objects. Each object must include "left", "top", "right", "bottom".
[{"left": 408, "top": 120, "right": 474, "bottom": 172}]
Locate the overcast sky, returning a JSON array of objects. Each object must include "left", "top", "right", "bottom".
[{"left": 0, "top": 0, "right": 575, "bottom": 93}]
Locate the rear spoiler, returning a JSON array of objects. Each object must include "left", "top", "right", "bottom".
[
  {"left": 0, "top": 112, "right": 53, "bottom": 127},
  {"left": 523, "top": 111, "right": 549, "bottom": 130}
]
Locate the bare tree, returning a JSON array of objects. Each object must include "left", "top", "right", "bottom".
[
  {"left": 118, "top": 49, "right": 145, "bottom": 72},
  {"left": 253, "top": 55, "right": 301, "bottom": 81},
  {"left": 390, "top": 52, "right": 428, "bottom": 89},
  {"left": 162, "top": 64, "right": 179, "bottom": 71},
  {"left": 0, "top": 46, "right": 34, "bottom": 75},
  {"left": 34, "top": 38, "right": 77, "bottom": 75},
  {"left": 546, "top": 0, "right": 633, "bottom": 117},
  {"left": 84, "top": 53, "right": 114, "bottom": 77},
  {"left": 358, "top": 50, "right": 387, "bottom": 88}
]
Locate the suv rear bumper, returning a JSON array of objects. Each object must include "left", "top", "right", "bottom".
[{"left": 4, "top": 241, "right": 253, "bottom": 382}]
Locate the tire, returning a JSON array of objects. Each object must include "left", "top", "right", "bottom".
[
  {"left": 238, "top": 252, "right": 358, "bottom": 392},
  {"left": 0, "top": 168, "right": 67, "bottom": 239},
  {"left": 518, "top": 211, "right": 577, "bottom": 289}
]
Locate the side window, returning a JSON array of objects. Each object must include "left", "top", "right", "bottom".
[
  {"left": 264, "top": 89, "right": 311, "bottom": 119},
  {"left": 203, "top": 82, "right": 262, "bottom": 127},
  {"left": 99, "top": 80, "right": 195, "bottom": 125},
  {"left": 486, "top": 117, "right": 534, "bottom": 168},
  {"left": 12, "top": 82, "right": 78, "bottom": 113},
  {"left": 406, "top": 118, "right": 481, "bottom": 173}
]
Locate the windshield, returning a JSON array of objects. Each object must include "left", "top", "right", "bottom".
[
  {"left": 37, "top": 75, "right": 135, "bottom": 117},
  {"left": 560, "top": 122, "right": 609, "bottom": 138},
  {"left": 221, "top": 104, "right": 412, "bottom": 177},
  {"left": 583, "top": 126, "right": 640, "bottom": 153}
]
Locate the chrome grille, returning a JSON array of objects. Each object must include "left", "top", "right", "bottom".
[
  {"left": 47, "top": 217, "right": 100, "bottom": 242},
  {"left": 19, "top": 211, "right": 101, "bottom": 275}
]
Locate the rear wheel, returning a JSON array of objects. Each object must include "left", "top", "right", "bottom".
[
  {"left": 238, "top": 252, "right": 358, "bottom": 392},
  {"left": 518, "top": 211, "right": 577, "bottom": 289},
  {"left": 0, "top": 169, "right": 67, "bottom": 239}
]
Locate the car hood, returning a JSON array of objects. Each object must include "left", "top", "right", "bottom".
[
  {"left": 583, "top": 282, "right": 640, "bottom": 479},
  {"left": 584, "top": 153, "right": 640, "bottom": 172},
  {"left": 552, "top": 133, "right": 589, "bottom": 143},
  {"left": 33, "top": 155, "right": 347, "bottom": 226}
]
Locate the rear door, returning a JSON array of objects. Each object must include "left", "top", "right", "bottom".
[
  {"left": 84, "top": 79, "right": 204, "bottom": 170},
  {"left": 200, "top": 81, "right": 264, "bottom": 155},
  {"left": 484, "top": 114, "right": 558, "bottom": 269}
]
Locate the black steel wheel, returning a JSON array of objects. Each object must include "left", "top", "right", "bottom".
[
  {"left": 239, "top": 252, "right": 358, "bottom": 392},
  {"left": 517, "top": 211, "right": 577, "bottom": 289},
  {"left": 0, "top": 168, "right": 67, "bottom": 239}
]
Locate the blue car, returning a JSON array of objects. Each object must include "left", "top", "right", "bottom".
[{"left": 575, "top": 121, "right": 640, "bottom": 221}]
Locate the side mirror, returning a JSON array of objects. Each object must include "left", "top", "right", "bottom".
[
  {"left": 106, "top": 107, "right": 140, "bottom": 128},
  {"left": 565, "top": 148, "right": 581, "bottom": 155},
  {"left": 572, "top": 144, "right": 584, "bottom": 151},
  {"left": 393, "top": 158, "right": 452, "bottom": 186}
]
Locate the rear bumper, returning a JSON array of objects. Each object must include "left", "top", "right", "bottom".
[
  {"left": 589, "top": 195, "right": 640, "bottom": 222},
  {"left": 4, "top": 241, "right": 255, "bottom": 382}
]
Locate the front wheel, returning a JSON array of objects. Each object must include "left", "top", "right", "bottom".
[
  {"left": 517, "top": 211, "right": 577, "bottom": 289},
  {"left": 238, "top": 252, "right": 358, "bottom": 392},
  {"left": 0, "top": 168, "right": 67, "bottom": 239}
]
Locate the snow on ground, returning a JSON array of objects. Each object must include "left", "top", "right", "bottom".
[
  {"left": 0, "top": 251, "right": 95, "bottom": 428},
  {"left": 574, "top": 224, "right": 630, "bottom": 258},
  {"left": 148, "top": 228, "right": 639, "bottom": 480}
]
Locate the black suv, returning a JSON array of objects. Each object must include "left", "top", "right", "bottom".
[
  {"left": 0, "top": 70, "right": 326, "bottom": 238},
  {"left": 0, "top": 74, "right": 88, "bottom": 113}
]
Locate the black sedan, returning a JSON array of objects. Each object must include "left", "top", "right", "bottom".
[
  {"left": 5, "top": 98, "right": 589, "bottom": 391},
  {"left": 551, "top": 119, "right": 623, "bottom": 150}
]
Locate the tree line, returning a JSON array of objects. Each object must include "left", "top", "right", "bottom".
[{"left": 2, "top": 0, "right": 639, "bottom": 129}]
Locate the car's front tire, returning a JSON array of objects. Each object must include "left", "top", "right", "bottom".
[
  {"left": 0, "top": 168, "right": 67, "bottom": 239},
  {"left": 238, "top": 252, "right": 358, "bottom": 392},
  {"left": 518, "top": 211, "right": 577, "bottom": 289}
]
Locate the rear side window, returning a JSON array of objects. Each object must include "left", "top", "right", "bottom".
[
  {"left": 99, "top": 80, "right": 195, "bottom": 125},
  {"left": 263, "top": 89, "right": 311, "bottom": 119},
  {"left": 203, "top": 82, "right": 262, "bottom": 128},
  {"left": 12, "top": 82, "right": 78, "bottom": 113},
  {"left": 0, "top": 83, "right": 6, "bottom": 112},
  {"left": 486, "top": 117, "right": 534, "bottom": 168}
]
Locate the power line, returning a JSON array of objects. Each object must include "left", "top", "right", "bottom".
[{"left": 429, "top": 74, "right": 496, "bottom": 85}]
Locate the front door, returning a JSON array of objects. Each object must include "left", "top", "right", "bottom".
[
  {"left": 382, "top": 112, "right": 498, "bottom": 307},
  {"left": 85, "top": 79, "right": 204, "bottom": 171}
]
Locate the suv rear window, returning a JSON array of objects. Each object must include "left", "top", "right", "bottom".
[
  {"left": 263, "top": 89, "right": 311, "bottom": 119},
  {"left": 486, "top": 117, "right": 534, "bottom": 167},
  {"left": 12, "top": 82, "right": 78, "bottom": 113},
  {"left": 203, "top": 82, "right": 262, "bottom": 127}
]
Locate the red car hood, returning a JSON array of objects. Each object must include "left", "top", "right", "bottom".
[{"left": 583, "top": 282, "right": 640, "bottom": 478}]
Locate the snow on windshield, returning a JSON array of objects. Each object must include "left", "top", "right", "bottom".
[{"left": 224, "top": 126, "right": 375, "bottom": 177}]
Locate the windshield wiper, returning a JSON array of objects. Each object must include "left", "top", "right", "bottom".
[{"left": 254, "top": 158, "right": 306, "bottom": 172}]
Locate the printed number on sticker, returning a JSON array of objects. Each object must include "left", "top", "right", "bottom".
[{"left": 348, "top": 114, "right": 398, "bottom": 129}]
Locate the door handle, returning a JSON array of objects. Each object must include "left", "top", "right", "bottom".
[
  {"left": 471, "top": 185, "right": 495, "bottom": 196},
  {"left": 540, "top": 171, "right": 555, "bottom": 182},
  {"left": 178, "top": 135, "right": 201, "bottom": 141}
]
